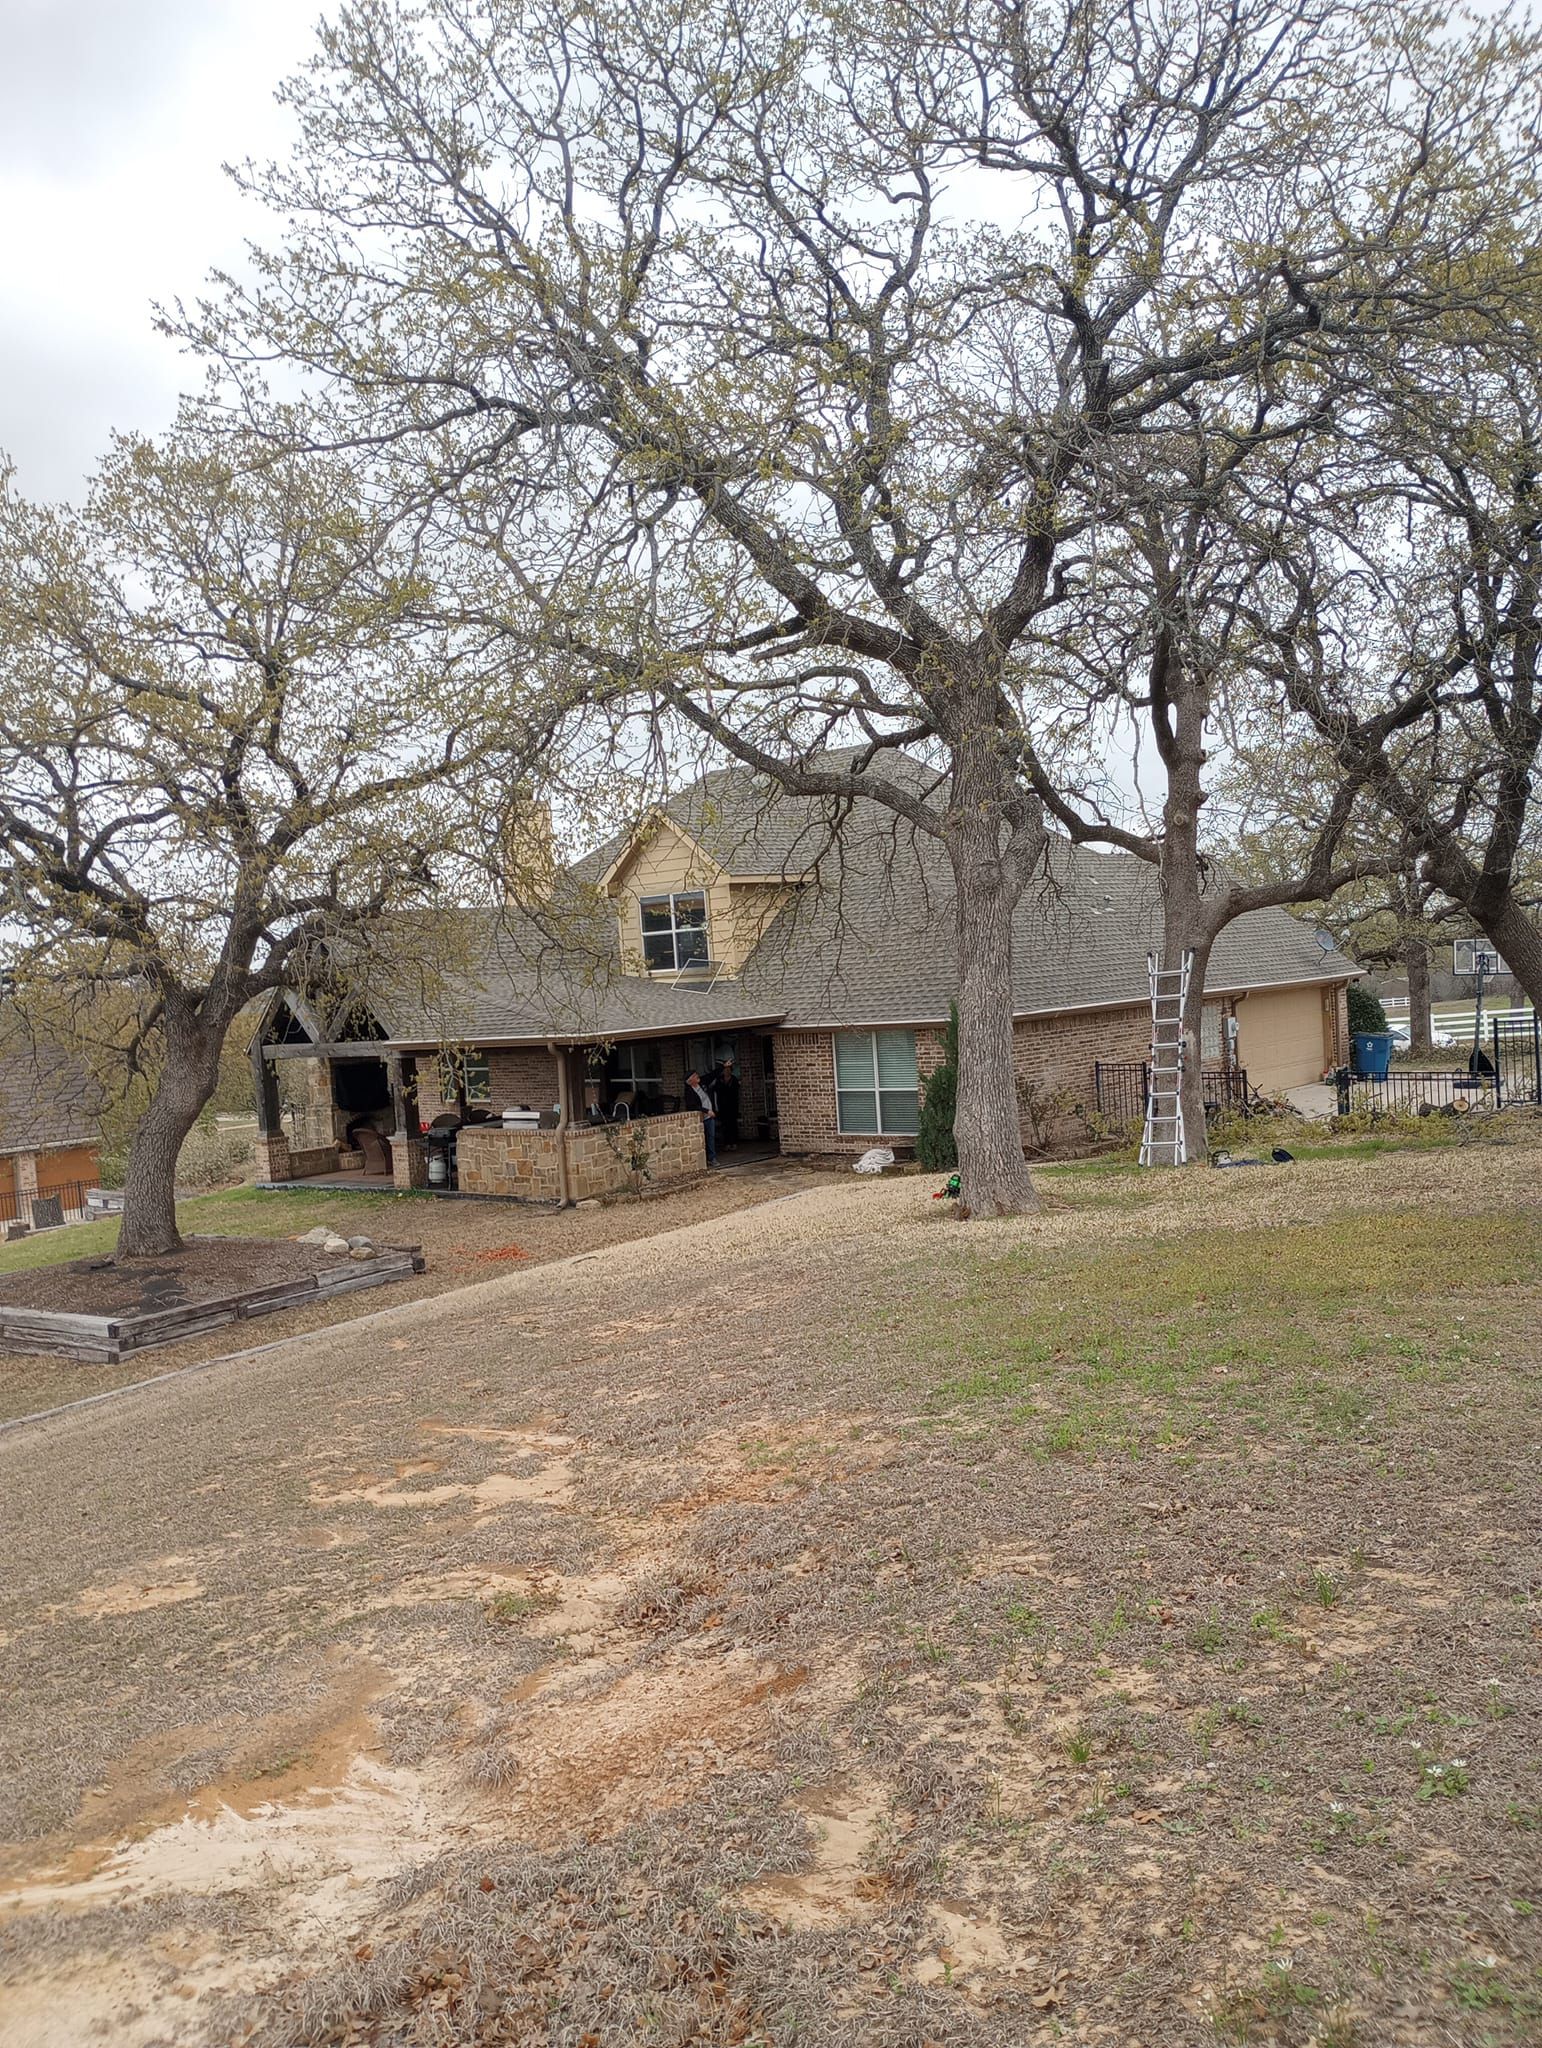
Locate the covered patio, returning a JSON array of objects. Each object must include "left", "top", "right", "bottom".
[{"left": 249, "top": 994, "right": 783, "bottom": 1207}]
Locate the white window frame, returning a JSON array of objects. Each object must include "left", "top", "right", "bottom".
[
  {"left": 608, "top": 1040, "right": 665, "bottom": 1096},
  {"left": 437, "top": 1050, "right": 492, "bottom": 1103},
  {"left": 638, "top": 889, "right": 709, "bottom": 972},
  {"left": 833, "top": 1029, "right": 920, "bottom": 1136}
]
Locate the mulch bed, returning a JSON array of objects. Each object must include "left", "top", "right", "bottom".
[{"left": 0, "top": 1237, "right": 371, "bottom": 1318}]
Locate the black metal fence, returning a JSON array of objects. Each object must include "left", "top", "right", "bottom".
[
  {"left": 1337, "top": 1068, "right": 1496, "bottom": 1115},
  {"left": 1093, "top": 1062, "right": 1254, "bottom": 1126},
  {"left": 1489, "top": 1013, "right": 1542, "bottom": 1104},
  {"left": 0, "top": 1180, "right": 92, "bottom": 1230},
  {"left": 1338, "top": 1015, "right": 1540, "bottom": 1115}
]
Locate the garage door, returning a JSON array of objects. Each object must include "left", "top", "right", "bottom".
[{"left": 1236, "top": 986, "right": 1328, "bottom": 1093}]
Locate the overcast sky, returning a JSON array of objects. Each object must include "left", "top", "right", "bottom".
[{"left": 0, "top": 0, "right": 320, "bottom": 502}]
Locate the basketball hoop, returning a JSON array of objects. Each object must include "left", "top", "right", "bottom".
[{"left": 1452, "top": 939, "right": 1502, "bottom": 978}]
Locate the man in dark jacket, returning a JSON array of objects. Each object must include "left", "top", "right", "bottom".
[{"left": 715, "top": 1058, "right": 741, "bottom": 1149}]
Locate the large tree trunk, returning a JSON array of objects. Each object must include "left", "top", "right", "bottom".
[
  {"left": 1405, "top": 936, "right": 1433, "bottom": 1054},
  {"left": 1472, "top": 893, "right": 1542, "bottom": 1015},
  {"left": 1152, "top": 864, "right": 1215, "bottom": 1166},
  {"left": 1154, "top": 659, "right": 1215, "bottom": 1165},
  {"left": 116, "top": 1017, "right": 225, "bottom": 1259},
  {"left": 1174, "top": 933, "right": 1216, "bottom": 1163},
  {"left": 947, "top": 808, "right": 1038, "bottom": 1220},
  {"left": 1421, "top": 837, "right": 1542, "bottom": 1016}
]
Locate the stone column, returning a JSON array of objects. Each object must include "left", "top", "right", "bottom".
[
  {"left": 389, "top": 1133, "right": 428, "bottom": 1190},
  {"left": 253, "top": 1133, "right": 293, "bottom": 1183},
  {"left": 386, "top": 1051, "right": 426, "bottom": 1188},
  {"left": 250, "top": 1031, "right": 293, "bottom": 1181}
]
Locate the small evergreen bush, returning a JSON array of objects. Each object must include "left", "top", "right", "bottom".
[
  {"left": 916, "top": 1004, "right": 959, "bottom": 1171},
  {"left": 1347, "top": 982, "right": 1389, "bottom": 1035}
]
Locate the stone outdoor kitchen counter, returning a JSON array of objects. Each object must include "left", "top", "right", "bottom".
[{"left": 455, "top": 1110, "right": 706, "bottom": 1204}]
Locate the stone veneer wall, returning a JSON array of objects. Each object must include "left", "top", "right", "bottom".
[
  {"left": 279, "top": 1057, "right": 349, "bottom": 1149},
  {"left": 456, "top": 1123, "right": 564, "bottom": 1201},
  {"left": 566, "top": 1110, "right": 706, "bottom": 1198},
  {"left": 288, "top": 1144, "right": 345, "bottom": 1179},
  {"left": 253, "top": 1133, "right": 347, "bottom": 1182},
  {"left": 457, "top": 1110, "right": 706, "bottom": 1203}
]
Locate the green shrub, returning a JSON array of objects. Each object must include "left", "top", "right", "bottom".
[
  {"left": 1347, "top": 982, "right": 1389, "bottom": 1035},
  {"left": 180, "top": 1122, "right": 258, "bottom": 1189},
  {"left": 99, "top": 1121, "right": 258, "bottom": 1192},
  {"left": 916, "top": 1004, "right": 959, "bottom": 1171}
]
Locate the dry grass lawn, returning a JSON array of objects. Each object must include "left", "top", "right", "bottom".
[
  {"left": 0, "top": 1134, "right": 1538, "bottom": 2047},
  {"left": 0, "top": 1165, "right": 819, "bottom": 1424}
]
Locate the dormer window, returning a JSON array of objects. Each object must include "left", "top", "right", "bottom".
[{"left": 640, "top": 890, "right": 708, "bottom": 971}]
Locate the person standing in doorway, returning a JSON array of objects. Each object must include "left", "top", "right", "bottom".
[
  {"left": 715, "top": 1058, "right": 741, "bottom": 1149},
  {"left": 685, "top": 1069, "right": 718, "bottom": 1165}
]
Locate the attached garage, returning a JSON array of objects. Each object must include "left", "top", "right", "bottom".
[{"left": 1235, "top": 984, "right": 1333, "bottom": 1093}]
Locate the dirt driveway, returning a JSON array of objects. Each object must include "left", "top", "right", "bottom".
[
  {"left": 0, "top": 1159, "right": 821, "bottom": 1424},
  {"left": 1, "top": 1145, "right": 1538, "bottom": 2046}
]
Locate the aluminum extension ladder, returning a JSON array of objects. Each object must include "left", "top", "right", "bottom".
[{"left": 1139, "top": 951, "right": 1192, "bottom": 1167}]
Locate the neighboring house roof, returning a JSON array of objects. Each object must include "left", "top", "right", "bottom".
[
  {"left": 319, "top": 756, "right": 1357, "bottom": 1047},
  {"left": 0, "top": 1014, "right": 103, "bottom": 1158}
]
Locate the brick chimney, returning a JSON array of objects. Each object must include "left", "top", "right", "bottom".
[{"left": 501, "top": 791, "right": 557, "bottom": 901}]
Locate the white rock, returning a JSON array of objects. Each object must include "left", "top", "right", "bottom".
[
  {"left": 297, "top": 1226, "right": 333, "bottom": 1245},
  {"left": 322, "top": 1234, "right": 351, "bottom": 1254}
]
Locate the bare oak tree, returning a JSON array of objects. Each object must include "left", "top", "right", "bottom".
[
  {"left": 1252, "top": 326, "right": 1542, "bottom": 1013},
  {"left": 0, "top": 414, "right": 527, "bottom": 1257},
  {"left": 193, "top": 0, "right": 1538, "bottom": 1208},
  {"left": 1021, "top": 474, "right": 1386, "bottom": 1151}
]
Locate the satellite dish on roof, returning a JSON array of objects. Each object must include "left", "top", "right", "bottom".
[{"left": 1314, "top": 930, "right": 1336, "bottom": 959}]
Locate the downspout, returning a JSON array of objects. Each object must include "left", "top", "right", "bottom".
[{"left": 547, "top": 1040, "right": 573, "bottom": 1208}]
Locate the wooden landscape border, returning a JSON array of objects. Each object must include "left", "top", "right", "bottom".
[{"left": 0, "top": 1241, "right": 427, "bottom": 1364}]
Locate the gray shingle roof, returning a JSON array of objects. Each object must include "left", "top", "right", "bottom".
[
  {"left": 365, "top": 898, "right": 785, "bottom": 1046},
  {"left": 365, "top": 758, "right": 1355, "bottom": 1045},
  {"left": 0, "top": 1013, "right": 103, "bottom": 1157},
  {"left": 573, "top": 747, "right": 945, "bottom": 886},
  {"left": 737, "top": 825, "right": 1355, "bottom": 1026}
]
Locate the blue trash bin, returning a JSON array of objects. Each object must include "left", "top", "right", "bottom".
[{"left": 1351, "top": 1031, "right": 1393, "bottom": 1079}]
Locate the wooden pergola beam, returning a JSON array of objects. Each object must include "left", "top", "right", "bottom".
[{"left": 260, "top": 1040, "right": 398, "bottom": 1061}]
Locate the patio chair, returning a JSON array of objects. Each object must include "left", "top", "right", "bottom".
[{"left": 350, "top": 1124, "right": 392, "bottom": 1176}]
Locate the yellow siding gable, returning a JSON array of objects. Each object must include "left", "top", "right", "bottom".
[{"left": 606, "top": 817, "right": 795, "bottom": 976}]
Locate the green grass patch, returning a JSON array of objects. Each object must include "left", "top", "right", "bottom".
[
  {"left": 911, "top": 1207, "right": 1539, "bottom": 1456},
  {"left": 486, "top": 1587, "right": 559, "bottom": 1624},
  {"left": 1038, "top": 1119, "right": 1539, "bottom": 1182},
  {"left": 0, "top": 1184, "right": 430, "bottom": 1276}
]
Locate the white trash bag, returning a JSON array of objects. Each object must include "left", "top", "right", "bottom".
[{"left": 853, "top": 1146, "right": 895, "bottom": 1174}]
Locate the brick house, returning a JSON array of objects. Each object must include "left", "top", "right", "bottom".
[
  {"left": 251, "top": 757, "right": 1357, "bottom": 1194},
  {"left": 0, "top": 1016, "right": 103, "bottom": 1226}
]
